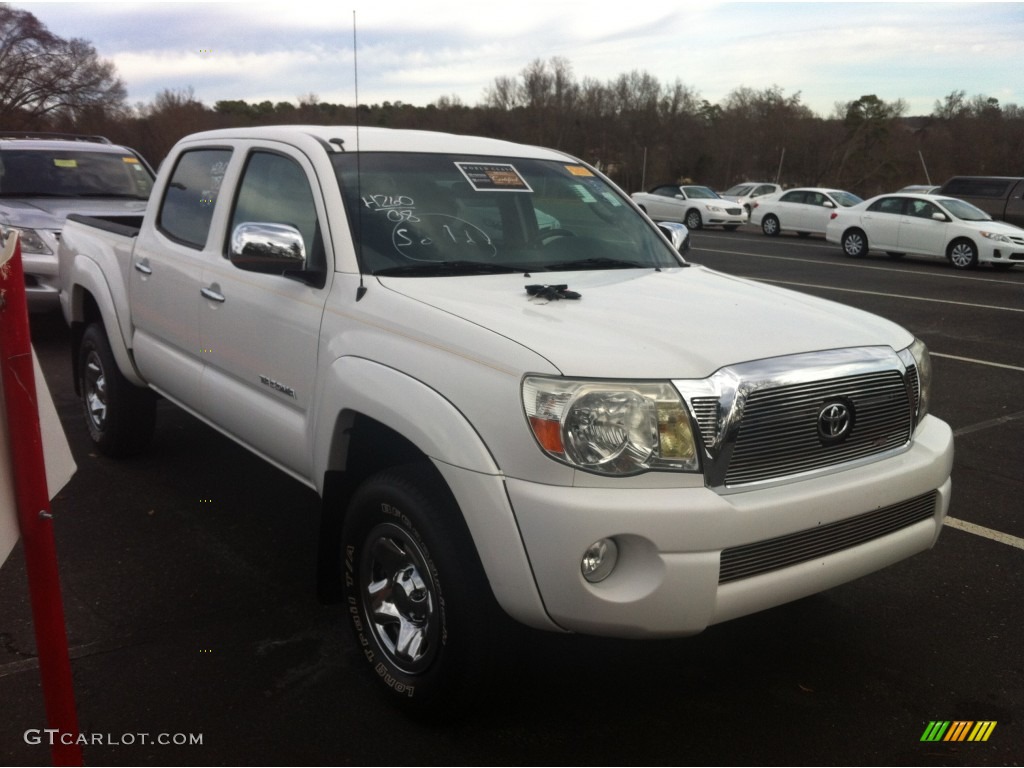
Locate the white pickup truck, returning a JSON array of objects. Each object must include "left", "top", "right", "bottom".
[{"left": 59, "top": 125, "right": 953, "bottom": 711}]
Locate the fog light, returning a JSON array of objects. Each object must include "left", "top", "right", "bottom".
[{"left": 581, "top": 538, "right": 618, "bottom": 583}]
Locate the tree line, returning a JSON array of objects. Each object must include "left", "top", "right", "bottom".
[{"left": 2, "top": 4, "right": 1021, "bottom": 197}]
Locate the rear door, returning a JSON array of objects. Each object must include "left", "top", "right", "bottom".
[
  {"left": 861, "top": 196, "right": 904, "bottom": 249},
  {"left": 131, "top": 147, "right": 233, "bottom": 411}
]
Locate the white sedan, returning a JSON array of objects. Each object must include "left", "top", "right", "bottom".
[
  {"left": 825, "top": 193, "right": 1024, "bottom": 270},
  {"left": 632, "top": 184, "right": 747, "bottom": 230},
  {"left": 751, "top": 187, "right": 862, "bottom": 238},
  {"left": 720, "top": 182, "right": 782, "bottom": 216}
]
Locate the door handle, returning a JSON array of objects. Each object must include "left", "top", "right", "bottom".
[
  {"left": 201, "top": 285, "right": 226, "bottom": 303},
  {"left": 134, "top": 260, "right": 152, "bottom": 275}
]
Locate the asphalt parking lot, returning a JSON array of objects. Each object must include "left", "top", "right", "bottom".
[{"left": 2, "top": 227, "right": 1022, "bottom": 766}]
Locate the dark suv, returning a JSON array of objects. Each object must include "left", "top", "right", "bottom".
[{"left": 0, "top": 132, "right": 155, "bottom": 311}]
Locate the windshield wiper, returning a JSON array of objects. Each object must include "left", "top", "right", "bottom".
[
  {"left": 373, "top": 260, "right": 527, "bottom": 277},
  {"left": 541, "top": 257, "right": 647, "bottom": 271}
]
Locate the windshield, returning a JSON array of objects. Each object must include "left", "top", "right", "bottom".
[
  {"left": 333, "top": 153, "right": 684, "bottom": 275},
  {"left": 939, "top": 198, "right": 991, "bottom": 222},
  {"left": 829, "top": 190, "right": 863, "bottom": 207},
  {"left": 0, "top": 148, "right": 154, "bottom": 198},
  {"left": 681, "top": 186, "right": 719, "bottom": 199}
]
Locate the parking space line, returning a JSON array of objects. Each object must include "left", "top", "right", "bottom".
[
  {"left": 931, "top": 352, "right": 1024, "bottom": 373},
  {"left": 751, "top": 277, "right": 1024, "bottom": 313},
  {"left": 697, "top": 246, "right": 1021, "bottom": 287},
  {"left": 944, "top": 517, "right": 1024, "bottom": 550}
]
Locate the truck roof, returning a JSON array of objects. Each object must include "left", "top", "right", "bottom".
[{"left": 177, "top": 124, "right": 575, "bottom": 161}]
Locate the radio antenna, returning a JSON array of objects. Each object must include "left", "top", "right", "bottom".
[{"left": 353, "top": 10, "right": 367, "bottom": 301}]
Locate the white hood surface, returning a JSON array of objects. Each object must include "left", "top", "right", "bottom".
[{"left": 379, "top": 265, "right": 913, "bottom": 380}]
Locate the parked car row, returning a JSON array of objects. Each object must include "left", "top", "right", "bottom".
[{"left": 633, "top": 174, "right": 1023, "bottom": 272}]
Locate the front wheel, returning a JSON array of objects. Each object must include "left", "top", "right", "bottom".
[
  {"left": 78, "top": 323, "right": 156, "bottom": 457},
  {"left": 341, "top": 464, "right": 508, "bottom": 715},
  {"left": 841, "top": 229, "right": 868, "bottom": 258},
  {"left": 685, "top": 209, "right": 703, "bottom": 230},
  {"left": 947, "top": 238, "right": 978, "bottom": 269}
]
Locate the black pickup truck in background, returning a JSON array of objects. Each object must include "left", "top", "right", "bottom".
[{"left": 939, "top": 176, "right": 1024, "bottom": 227}]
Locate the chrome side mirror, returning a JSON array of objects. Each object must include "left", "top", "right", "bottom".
[
  {"left": 230, "top": 222, "right": 306, "bottom": 273},
  {"left": 657, "top": 221, "right": 690, "bottom": 252}
]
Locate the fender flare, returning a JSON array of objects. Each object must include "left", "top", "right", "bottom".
[
  {"left": 313, "top": 356, "right": 499, "bottom": 482},
  {"left": 68, "top": 256, "right": 147, "bottom": 388},
  {"left": 312, "top": 356, "right": 555, "bottom": 630}
]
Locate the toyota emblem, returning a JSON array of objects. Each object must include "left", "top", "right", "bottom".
[{"left": 817, "top": 401, "right": 854, "bottom": 444}]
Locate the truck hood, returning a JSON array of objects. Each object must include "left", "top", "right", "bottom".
[
  {"left": 377, "top": 265, "right": 914, "bottom": 379},
  {"left": 0, "top": 198, "right": 147, "bottom": 230}
]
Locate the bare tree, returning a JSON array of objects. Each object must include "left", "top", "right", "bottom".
[{"left": 0, "top": 3, "right": 127, "bottom": 128}]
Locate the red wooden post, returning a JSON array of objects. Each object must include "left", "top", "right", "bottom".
[{"left": 0, "top": 234, "right": 83, "bottom": 766}]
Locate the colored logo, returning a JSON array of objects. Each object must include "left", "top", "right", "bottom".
[{"left": 920, "top": 721, "right": 997, "bottom": 742}]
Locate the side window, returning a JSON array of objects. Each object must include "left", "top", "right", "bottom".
[
  {"left": 230, "top": 151, "right": 323, "bottom": 270},
  {"left": 868, "top": 197, "right": 904, "bottom": 215},
  {"left": 158, "top": 149, "right": 232, "bottom": 248},
  {"left": 780, "top": 191, "right": 805, "bottom": 204},
  {"left": 653, "top": 186, "right": 679, "bottom": 198},
  {"left": 909, "top": 200, "right": 938, "bottom": 219}
]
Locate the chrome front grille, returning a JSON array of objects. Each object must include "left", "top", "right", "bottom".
[
  {"left": 725, "top": 370, "right": 912, "bottom": 486},
  {"left": 718, "top": 490, "right": 938, "bottom": 583},
  {"left": 676, "top": 346, "right": 919, "bottom": 491}
]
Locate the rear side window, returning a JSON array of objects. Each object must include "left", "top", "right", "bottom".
[
  {"left": 158, "top": 148, "right": 232, "bottom": 248},
  {"left": 942, "top": 178, "right": 1012, "bottom": 198}
]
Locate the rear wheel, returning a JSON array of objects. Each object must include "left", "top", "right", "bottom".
[
  {"left": 761, "top": 214, "right": 780, "bottom": 236},
  {"left": 78, "top": 323, "right": 155, "bottom": 457},
  {"left": 341, "top": 464, "right": 509, "bottom": 716},
  {"left": 841, "top": 228, "right": 868, "bottom": 258},
  {"left": 947, "top": 238, "right": 978, "bottom": 269}
]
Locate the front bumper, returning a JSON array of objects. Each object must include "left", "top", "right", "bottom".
[{"left": 504, "top": 415, "right": 953, "bottom": 637}]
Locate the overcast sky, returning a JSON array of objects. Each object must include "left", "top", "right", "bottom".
[{"left": 13, "top": 1, "right": 1024, "bottom": 117}]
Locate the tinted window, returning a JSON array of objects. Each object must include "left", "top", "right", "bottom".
[
  {"left": 780, "top": 190, "right": 806, "bottom": 204},
  {"left": 230, "top": 151, "right": 323, "bottom": 269},
  {"left": 158, "top": 149, "right": 232, "bottom": 248},
  {"left": 0, "top": 148, "right": 153, "bottom": 198},
  {"left": 942, "top": 178, "right": 1013, "bottom": 198},
  {"left": 907, "top": 199, "right": 939, "bottom": 219},
  {"left": 868, "top": 197, "right": 904, "bottom": 215}
]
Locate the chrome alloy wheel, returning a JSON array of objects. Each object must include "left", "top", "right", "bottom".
[
  {"left": 360, "top": 522, "right": 439, "bottom": 674},
  {"left": 83, "top": 350, "right": 109, "bottom": 431}
]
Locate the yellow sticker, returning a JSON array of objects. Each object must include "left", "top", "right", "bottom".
[
  {"left": 566, "top": 165, "right": 594, "bottom": 177},
  {"left": 122, "top": 157, "right": 139, "bottom": 164},
  {"left": 53, "top": 159, "right": 78, "bottom": 168}
]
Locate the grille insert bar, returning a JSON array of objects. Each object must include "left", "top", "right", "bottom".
[{"left": 719, "top": 491, "right": 938, "bottom": 583}]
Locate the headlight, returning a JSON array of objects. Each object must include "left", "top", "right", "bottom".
[
  {"left": 0, "top": 225, "right": 52, "bottom": 254},
  {"left": 899, "top": 338, "right": 931, "bottom": 425},
  {"left": 706, "top": 205, "right": 724, "bottom": 213},
  {"left": 522, "top": 377, "right": 700, "bottom": 475},
  {"left": 980, "top": 231, "right": 1011, "bottom": 243}
]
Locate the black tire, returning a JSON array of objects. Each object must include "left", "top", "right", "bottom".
[
  {"left": 761, "top": 214, "right": 780, "bottom": 236},
  {"left": 341, "top": 463, "right": 508, "bottom": 716},
  {"left": 78, "top": 323, "right": 156, "bottom": 457},
  {"left": 947, "top": 238, "right": 978, "bottom": 269},
  {"left": 685, "top": 209, "right": 703, "bottom": 230},
  {"left": 841, "top": 228, "right": 868, "bottom": 258}
]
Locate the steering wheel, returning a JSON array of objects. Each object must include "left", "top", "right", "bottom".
[{"left": 539, "top": 228, "right": 576, "bottom": 245}]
